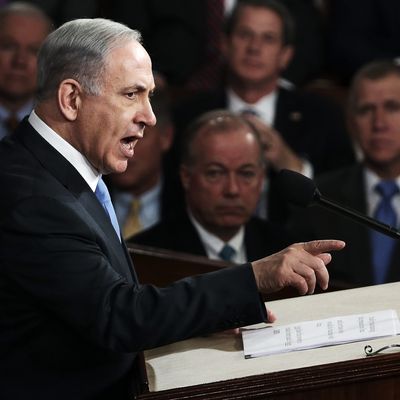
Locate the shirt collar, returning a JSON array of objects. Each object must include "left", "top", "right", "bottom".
[
  {"left": 0, "top": 99, "right": 34, "bottom": 121},
  {"left": 227, "top": 88, "right": 277, "bottom": 125},
  {"left": 28, "top": 110, "right": 100, "bottom": 191},
  {"left": 187, "top": 208, "right": 245, "bottom": 260}
]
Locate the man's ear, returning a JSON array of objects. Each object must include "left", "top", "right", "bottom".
[
  {"left": 180, "top": 164, "right": 192, "bottom": 190},
  {"left": 280, "top": 45, "right": 294, "bottom": 71},
  {"left": 220, "top": 32, "right": 229, "bottom": 59},
  {"left": 57, "top": 79, "right": 82, "bottom": 121}
]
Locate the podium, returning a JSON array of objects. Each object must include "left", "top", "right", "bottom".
[
  {"left": 128, "top": 243, "right": 229, "bottom": 287},
  {"left": 137, "top": 282, "right": 400, "bottom": 399}
]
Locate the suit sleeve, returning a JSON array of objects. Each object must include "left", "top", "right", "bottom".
[{"left": 0, "top": 194, "right": 267, "bottom": 352}]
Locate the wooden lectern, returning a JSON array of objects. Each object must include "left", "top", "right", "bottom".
[
  {"left": 138, "top": 282, "right": 400, "bottom": 399},
  {"left": 128, "top": 243, "right": 229, "bottom": 287},
  {"left": 128, "top": 244, "right": 400, "bottom": 399}
]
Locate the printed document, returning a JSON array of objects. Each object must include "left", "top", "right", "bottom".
[{"left": 242, "top": 309, "right": 400, "bottom": 359}]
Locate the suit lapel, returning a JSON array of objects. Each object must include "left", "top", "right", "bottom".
[
  {"left": 273, "top": 88, "right": 298, "bottom": 143},
  {"left": 178, "top": 212, "right": 208, "bottom": 256},
  {"left": 15, "top": 120, "right": 135, "bottom": 281}
]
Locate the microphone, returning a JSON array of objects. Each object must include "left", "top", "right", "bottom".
[{"left": 278, "top": 169, "right": 400, "bottom": 239}]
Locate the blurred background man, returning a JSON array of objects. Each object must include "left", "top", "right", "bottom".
[
  {"left": 0, "top": 2, "right": 52, "bottom": 139},
  {"left": 130, "top": 110, "right": 292, "bottom": 263},
  {"left": 108, "top": 0, "right": 325, "bottom": 92},
  {"left": 289, "top": 60, "right": 400, "bottom": 287}
]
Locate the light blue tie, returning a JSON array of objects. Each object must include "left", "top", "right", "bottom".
[
  {"left": 95, "top": 178, "right": 121, "bottom": 241},
  {"left": 371, "top": 180, "right": 399, "bottom": 284},
  {"left": 219, "top": 244, "right": 236, "bottom": 262}
]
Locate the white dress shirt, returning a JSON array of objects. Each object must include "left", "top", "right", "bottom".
[
  {"left": 28, "top": 110, "right": 100, "bottom": 191},
  {"left": 188, "top": 209, "right": 247, "bottom": 264}
]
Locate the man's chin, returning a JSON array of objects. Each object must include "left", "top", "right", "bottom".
[
  {"left": 217, "top": 217, "right": 246, "bottom": 228},
  {"left": 103, "top": 160, "right": 128, "bottom": 175}
]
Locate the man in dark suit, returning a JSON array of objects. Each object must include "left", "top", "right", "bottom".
[
  {"left": 172, "top": 0, "right": 355, "bottom": 223},
  {"left": 0, "top": 18, "right": 345, "bottom": 399},
  {"left": 289, "top": 60, "right": 400, "bottom": 287},
  {"left": 131, "top": 110, "right": 291, "bottom": 262},
  {"left": 108, "top": 0, "right": 325, "bottom": 90}
]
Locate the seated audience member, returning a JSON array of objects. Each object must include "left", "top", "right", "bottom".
[
  {"left": 0, "top": 2, "right": 52, "bottom": 139},
  {"left": 130, "top": 110, "right": 292, "bottom": 263},
  {"left": 0, "top": 17, "right": 345, "bottom": 399},
  {"left": 106, "top": 88, "right": 176, "bottom": 238},
  {"left": 108, "top": 0, "right": 324, "bottom": 92},
  {"left": 289, "top": 60, "right": 400, "bottom": 286},
  {"left": 172, "top": 0, "right": 355, "bottom": 223}
]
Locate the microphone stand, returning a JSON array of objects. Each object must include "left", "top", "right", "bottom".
[{"left": 313, "top": 190, "right": 400, "bottom": 239}]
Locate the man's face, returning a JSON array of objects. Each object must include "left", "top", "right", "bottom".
[
  {"left": 223, "top": 5, "right": 292, "bottom": 87},
  {"left": 0, "top": 14, "right": 49, "bottom": 104},
  {"left": 108, "top": 122, "right": 173, "bottom": 195},
  {"left": 181, "top": 127, "right": 264, "bottom": 238},
  {"left": 351, "top": 74, "right": 400, "bottom": 175},
  {"left": 75, "top": 40, "right": 156, "bottom": 175}
]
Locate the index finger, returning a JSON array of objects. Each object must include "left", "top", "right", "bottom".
[{"left": 302, "top": 240, "right": 346, "bottom": 255}]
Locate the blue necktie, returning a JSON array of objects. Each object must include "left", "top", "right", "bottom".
[
  {"left": 95, "top": 178, "right": 121, "bottom": 241},
  {"left": 371, "top": 180, "right": 399, "bottom": 284},
  {"left": 241, "top": 108, "right": 259, "bottom": 117},
  {"left": 219, "top": 244, "right": 236, "bottom": 262}
]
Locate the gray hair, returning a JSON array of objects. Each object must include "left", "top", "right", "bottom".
[
  {"left": 348, "top": 59, "right": 400, "bottom": 113},
  {"left": 36, "top": 18, "right": 142, "bottom": 101},
  {"left": 181, "top": 109, "right": 266, "bottom": 167}
]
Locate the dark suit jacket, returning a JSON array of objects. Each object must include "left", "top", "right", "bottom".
[
  {"left": 171, "top": 86, "right": 355, "bottom": 223},
  {"left": 288, "top": 164, "right": 400, "bottom": 286},
  {"left": 0, "top": 120, "right": 266, "bottom": 399},
  {"left": 129, "top": 211, "right": 292, "bottom": 263}
]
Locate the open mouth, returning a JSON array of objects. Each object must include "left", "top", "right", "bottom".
[
  {"left": 121, "top": 136, "right": 135, "bottom": 145},
  {"left": 120, "top": 136, "right": 136, "bottom": 158}
]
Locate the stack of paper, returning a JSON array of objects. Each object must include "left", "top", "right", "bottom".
[{"left": 242, "top": 309, "right": 400, "bottom": 359}]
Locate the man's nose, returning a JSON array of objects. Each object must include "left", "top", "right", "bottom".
[
  {"left": 144, "top": 100, "right": 157, "bottom": 127},
  {"left": 372, "top": 108, "right": 387, "bottom": 131},
  {"left": 224, "top": 173, "right": 240, "bottom": 194},
  {"left": 12, "top": 48, "right": 28, "bottom": 66}
]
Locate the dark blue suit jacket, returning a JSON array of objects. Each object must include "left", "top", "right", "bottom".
[
  {"left": 129, "top": 211, "right": 292, "bottom": 263},
  {"left": 0, "top": 120, "right": 266, "bottom": 399}
]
